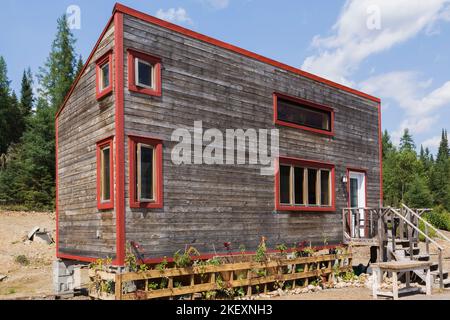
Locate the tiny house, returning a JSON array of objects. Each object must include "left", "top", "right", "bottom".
[{"left": 55, "top": 3, "right": 382, "bottom": 271}]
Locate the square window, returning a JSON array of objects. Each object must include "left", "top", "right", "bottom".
[{"left": 128, "top": 49, "right": 162, "bottom": 97}]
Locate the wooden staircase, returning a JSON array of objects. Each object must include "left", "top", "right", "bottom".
[{"left": 343, "top": 204, "right": 450, "bottom": 289}]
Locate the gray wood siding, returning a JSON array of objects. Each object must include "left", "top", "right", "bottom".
[
  {"left": 121, "top": 15, "right": 381, "bottom": 259},
  {"left": 57, "top": 23, "right": 117, "bottom": 259}
]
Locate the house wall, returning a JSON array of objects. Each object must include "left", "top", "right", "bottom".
[
  {"left": 121, "top": 14, "right": 381, "bottom": 260},
  {"left": 57, "top": 23, "right": 117, "bottom": 259}
]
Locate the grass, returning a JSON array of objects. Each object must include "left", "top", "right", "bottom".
[{"left": 14, "top": 255, "right": 30, "bottom": 266}]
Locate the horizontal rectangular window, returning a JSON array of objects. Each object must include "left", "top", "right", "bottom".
[
  {"left": 277, "top": 158, "right": 334, "bottom": 212},
  {"left": 274, "top": 93, "right": 334, "bottom": 136}
]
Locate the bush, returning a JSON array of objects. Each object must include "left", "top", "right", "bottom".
[
  {"left": 418, "top": 219, "right": 437, "bottom": 242},
  {"left": 423, "top": 206, "right": 450, "bottom": 231},
  {"left": 15, "top": 255, "right": 30, "bottom": 266}
]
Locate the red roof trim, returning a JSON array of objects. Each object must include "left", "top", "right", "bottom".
[{"left": 112, "top": 2, "right": 380, "bottom": 104}]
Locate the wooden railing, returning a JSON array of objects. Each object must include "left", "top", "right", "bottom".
[
  {"left": 342, "top": 207, "right": 380, "bottom": 240},
  {"left": 89, "top": 251, "right": 353, "bottom": 300}
]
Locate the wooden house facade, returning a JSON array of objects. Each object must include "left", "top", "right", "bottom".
[{"left": 55, "top": 3, "right": 382, "bottom": 266}]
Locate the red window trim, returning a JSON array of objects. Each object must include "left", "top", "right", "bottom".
[
  {"left": 96, "top": 137, "right": 115, "bottom": 210},
  {"left": 128, "top": 135, "right": 163, "bottom": 209},
  {"left": 127, "top": 49, "right": 162, "bottom": 97},
  {"left": 273, "top": 92, "right": 335, "bottom": 137},
  {"left": 95, "top": 51, "right": 113, "bottom": 100},
  {"left": 275, "top": 157, "right": 336, "bottom": 212}
]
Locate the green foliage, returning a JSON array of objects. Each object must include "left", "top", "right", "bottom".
[
  {"left": 125, "top": 244, "right": 138, "bottom": 272},
  {"left": 423, "top": 206, "right": 450, "bottom": 231},
  {"left": 404, "top": 174, "right": 433, "bottom": 208},
  {"left": 173, "top": 246, "right": 200, "bottom": 268},
  {"left": 254, "top": 237, "right": 267, "bottom": 263},
  {"left": 276, "top": 243, "right": 288, "bottom": 255},
  {"left": 155, "top": 258, "right": 168, "bottom": 272},
  {"left": 418, "top": 219, "right": 437, "bottom": 242}
]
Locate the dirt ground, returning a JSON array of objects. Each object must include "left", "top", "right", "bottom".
[
  {"left": 0, "top": 210, "right": 450, "bottom": 300},
  {"left": 0, "top": 211, "right": 56, "bottom": 299}
]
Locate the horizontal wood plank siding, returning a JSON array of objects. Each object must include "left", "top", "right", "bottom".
[
  {"left": 121, "top": 15, "right": 381, "bottom": 259},
  {"left": 57, "top": 23, "right": 117, "bottom": 259}
]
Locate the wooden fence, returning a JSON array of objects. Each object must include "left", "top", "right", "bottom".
[{"left": 89, "top": 250, "right": 353, "bottom": 300}]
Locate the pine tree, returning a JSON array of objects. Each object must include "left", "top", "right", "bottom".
[
  {"left": 38, "top": 14, "right": 77, "bottom": 109},
  {"left": 405, "top": 174, "right": 433, "bottom": 208},
  {"left": 20, "top": 68, "right": 34, "bottom": 118},
  {"left": 430, "top": 130, "right": 450, "bottom": 209},
  {"left": 75, "top": 55, "right": 84, "bottom": 78},
  {"left": 0, "top": 56, "right": 11, "bottom": 155},
  {"left": 382, "top": 130, "right": 395, "bottom": 159},
  {"left": 400, "top": 129, "right": 415, "bottom": 152}
]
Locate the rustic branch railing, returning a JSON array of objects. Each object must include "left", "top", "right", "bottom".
[
  {"left": 89, "top": 252, "right": 352, "bottom": 300},
  {"left": 386, "top": 207, "right": 444, "bottom": 290},
  {"left": 342, "top": 207, "right": 380, "bottom": 240}
]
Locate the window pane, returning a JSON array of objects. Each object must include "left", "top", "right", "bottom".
[
  {"left": 140, "top": 146, "right": 154, "bottom": 200},
  {"left": 280, "top": 165, "right": 291, "bottom": 204},
  {"left": 277, "top": 98, "right": 331, "bottom": 131},
  {"left": 320, "top": 171, "right": 330, "bottom": 206},
  {"left": 101, "top": 63, "right": 110, "bottom": 89},
  {"left": 308, "top": 169, "right": 317, "bottom": 205},
  {"left": 137, "top": 60, "right": 153, "bottom": 87},
  {"left": 294, "top": 167, "right": 304, "bottom": 205},
  {"left": 101, "top": 147, "right": 110, "bottom": 201}
]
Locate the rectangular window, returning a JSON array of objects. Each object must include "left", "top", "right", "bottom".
[
  {"left": 276, "top": 158, "right": 335, "bottom": 212},
  {"left": 129, "top": 136, "right": 163, "bottom": 209},
  {"left": 274, "top": 93, "right": 334, "bottom": 136},
  {"left": 128, "top": 49, "right": 162, "bottom": 97},
  {"left": 96, "top": 137, "right": 114, "bottom": 210},
  {"left": 95, "top": 51, "right": 113, "bottom": 100}
]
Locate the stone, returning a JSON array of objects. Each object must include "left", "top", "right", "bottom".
[{"left": 0, "top": 274, "right": 7, "bottom": 282}]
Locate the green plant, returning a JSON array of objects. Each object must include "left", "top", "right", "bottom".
[
  {"left": 310, "top": 277, "right": 322, "bottom": 286},
  {"left": 139, "top": 263, "right": 149, "bottom": 272},
  {"left": 423, "top": 206, "right": 450, "bottom": 231},
  {"left": 174, "top": 282, "right": 182, "bottom": 289},
  {"left": 7, "top": 288, "right": 16, "bottom": 295},
  {"left": 160, "top": 277, "right": 168, "bottom": 289},
  {"left": 254, "top": 237, "right": 267, "bottom": 263},
  {"left": 156, "top": 257, "right": 168, "bottom": 272},
  {"left": 173, "top": 246, "right": 200, "bottom": 268},
  {"left": 236, "top": 287, "right": 245, "bottom": 297},
  {"left": 202, "top": 290, "right": 217, "bottom": 300},
  {"left": 300, "top": 247, "right": 315, "bottom": 257},
  {"left": 125, "top": 244, "right": 138, "bottom": 272},
  {"left": 276, "top": 243, "right": 288, "bottom": 256},
  {"left": 148, "top": 282, "right": 159, "bottom": 291},
  {"left": 15, "top": 255, "right": 30, "bottom": 266},
  {"left": 100, "top": 280, "right": 115, "bottom": 294},
  {"left": 239, "top": 244, "right": 246, "bottom": 255},
  {"left": 341, "top": 269, "right": 357, "bottom": 282},
  {"left": 418, "top": 218, "right": 437, "bottom": 241}
]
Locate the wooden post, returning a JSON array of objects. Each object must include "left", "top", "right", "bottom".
[
  {"left": 115, "top": 273, "right": 123, "bottom": 300},
  {"left": 372, "top": 267, "right": 379, "bottom": 299},
  {"left": 425, "top": 224, "right": 430, "bottom": 256},
  {"left": 439, "top": 250, "right": 444, "bottom": 291},
  {"left": 392, "top": 271, "right": 398, "bottom": 300},
  {"left": 426, "top": 267, "right": 432, "bottom": 296},
  {"left": 377, "top": 213, "right": 385, "bottom": 262}
]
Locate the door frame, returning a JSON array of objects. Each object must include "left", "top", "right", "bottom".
[{"left": 346, "top": 168, "right": 368, "bottom": 237}]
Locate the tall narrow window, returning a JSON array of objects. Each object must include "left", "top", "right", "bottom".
[
  {"left": 129, "top": 136, "right": 163, "bottom": 209},
  {"left": 274, "top": 93, "right": 334, "bottom": 136},
  {"left": 96, "top": 51, "right": 113, "bottom": 100},
  {"left": 276, "top": 158, "right": 335, "bottom": 212},
  {"left": 128, "top": 49, "right": 162, "bottom": 97},
  {"left": 96, "top": 137, "right": 114, "bottom": 210}
]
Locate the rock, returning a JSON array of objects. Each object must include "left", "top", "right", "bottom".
[
  {"left": 27, "top": 226, "right": 40, "bottom": 240},
  {"left": 0, "top": 274, "right": 7, "bottom": 282}
]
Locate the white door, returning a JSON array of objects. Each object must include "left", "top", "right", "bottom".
[{"left": 349, "top": 171, "right": 366, "bottom": 237}]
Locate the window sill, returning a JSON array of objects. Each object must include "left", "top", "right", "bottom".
[
  {"left": 96, "top": 86, "right": 113, "bottom": 101},
  {"left": 128, "top": 84, "right": 161, "bottom": 97},
  {"left": 130, "top": 200, "right": 163, "bottom": 209},
  {"left": 276, "top": 205, "right": 335, "bottom": 212},
  {"left": 98, "top": 201, "right": 114, "bottom": 210},
  {"left": 275, "top": 119, "right": 334, "bottom": 137}
]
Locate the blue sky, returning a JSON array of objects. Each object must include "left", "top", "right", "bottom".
[{"left": 1, "top": 0, "right": 449, "bottom": 154}]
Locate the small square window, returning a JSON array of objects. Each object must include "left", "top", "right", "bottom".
[
  {"left": 95, "top": 51, "right": 113, "bottom": 100},
  {"left": 135, "top": 59, "right": 154, "bottom": 89},
  {"left": 128, "top": 49, "right": 162, "bottom": 97}
]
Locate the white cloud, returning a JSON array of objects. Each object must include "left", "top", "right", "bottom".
[
  {"left": 199, "top": 0, "right": 230, "bottom": 10},
  {"left": 360, "top": 71, "right": 450, "bottom": 116},
  {"left": 156, "top": 8, "right": 193, "bottom": 25},
  {"left": 301, "top": 0, "right": 450, "bottom": 85},
  {"left": 391, "top": 116, "right": 439, "bottom": 146},
  {"left": 422, "top": 135, "right": 442, "bottom": 150}
]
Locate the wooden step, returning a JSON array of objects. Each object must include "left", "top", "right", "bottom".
[{"left": 431, "top": 270, "right": 449, "bottom": 280}]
